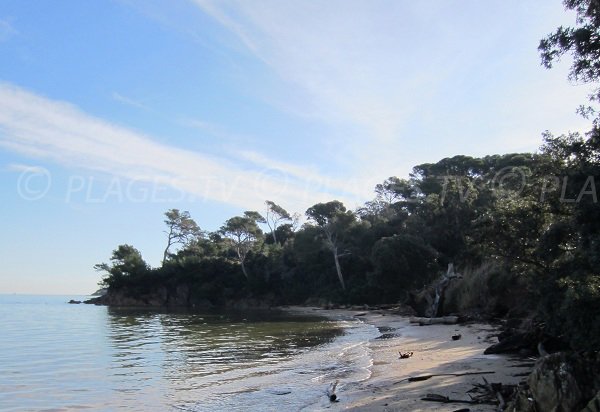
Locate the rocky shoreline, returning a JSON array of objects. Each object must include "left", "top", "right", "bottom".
[
  {"left": 83, "top": 285, "right": 275, "bottom": 310},
  {"left": 285, "top": 307, "right": 600, "bottom": 412}
]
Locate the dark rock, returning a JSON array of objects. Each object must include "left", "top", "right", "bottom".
[
  {"left": 484, "top": 329, "right": 570, "bottom": 356},
  {"left": 375, "top": 333, "right": 400, "bottom": 340},
  {"left": 68, "top": 299, "right": 81, "bottom": 304},
  {"left": 506, "top": 352, "right": 600, "bottom": 412},
  {"left": 504, "top": 384, "right": 536, "bottom": 412},
  {"left": 91, "top": 288, "right": 107, "bottom": 296},
  {"left": 484, "top": 331, "right": 537, "bottom": 354},
  {"left": 529, "top": 353, "right": 584, "bottom": 411}
]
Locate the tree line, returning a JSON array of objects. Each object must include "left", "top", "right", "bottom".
[{"left": 95, "top": 141, "right": 599, "bottom": 349}]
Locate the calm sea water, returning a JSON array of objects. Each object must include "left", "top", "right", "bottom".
[{"left": 0, "top": 295, "right": 378, "bottom": 411}]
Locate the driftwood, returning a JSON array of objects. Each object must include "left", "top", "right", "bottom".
[
  {"left": 421, "top": 393, "right": 494, "bottom": 405},
  {"left": 482, "top": 377, "right": 505, "bottom": 410},
  {"left": 326, "top": 380, "right": 339, "bottom": 402},
  {"left": 394, "top": 371, "right": 495, "bottom": 385},
  {"left": 409, "top": 316, "right": 459, "bottom": 325},
  {"left": 467, "top": 379, "right": 516, "bottom": 409}
]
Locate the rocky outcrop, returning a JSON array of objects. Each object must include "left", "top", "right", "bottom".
[
  {"left": 484, "top": 330, "right": 539, "bottom": 355},
  {"left": 84, "top": 285, "right": 274, "bottom": 309},
  {"left": 484, "top": 326, "right": 568, "bottom": 356},
  {"left": 505, "top": 352, "right": 600, "bottom": 412},
  {"left": 84, "top": 285, "right": 186, "bottom": 307}
]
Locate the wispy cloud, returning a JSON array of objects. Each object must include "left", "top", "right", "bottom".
[
  {"left": 6, "top": 163, "right": 45, "bottom": 173},
  {"left": 0, "top": 82, "right": 365, "bottom": 211},
  {"left": 190, "top": 0, "right": 591, "bottom": 179},
  {"left": 0, "top": 18, "right": 17, "bottom": 42},
  {"left": 190, "top": 1, "right": 457, "bottom": 171},
  {"left": 111, "top": 91, "right": 150, "bottom": 110}
]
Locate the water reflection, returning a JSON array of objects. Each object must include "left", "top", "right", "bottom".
[
  {"left": 105, "top": 308, "right": 342, "bottom": 409},
  {"left": 0, "top": 297, "right": 374, "bottom": 412}
]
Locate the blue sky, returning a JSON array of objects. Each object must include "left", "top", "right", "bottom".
[{"left": 0, "top": 0, "right": 592, "bottom": 294}]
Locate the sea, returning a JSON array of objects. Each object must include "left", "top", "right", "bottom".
[{"left": 0, "top": 295, "right": 379, "bottom": 412}]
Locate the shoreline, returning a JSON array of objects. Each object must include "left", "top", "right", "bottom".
[{"left": 285, "top": 306, "right": 532, "bottom": 411}]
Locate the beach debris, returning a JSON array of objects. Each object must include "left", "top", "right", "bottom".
[
  {"left": 409, "top": 316, "right": 459, "bottom": 325},
  {"left": 266, "top": 388, "right": 292, "bottom": 395},
  {"left": 467, "top": 378, "right": 517, "bottom": 409},
  {"left": 452, "top": 333, "right": 462, "bottom": 341},
  {"left": 422, "top": 394, "right": 452, "bottom": 402},
  {"left": 394, "top": 370, "right": 496, "bottom": 385},
  {"left": 326, "top": 380, "right": 339, "bottom": 402},
  {"left": 398, "top": 351, "right": 413, "bottom": 359},
  {"left": 483, "top": 376, "right": 505, "bottom": 409},
  {"left": 421, "top": 393, "right": 492, "bottom": 405}
]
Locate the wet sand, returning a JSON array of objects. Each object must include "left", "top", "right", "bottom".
[{"left": 287, "top": 307, "right": 532, "bottom": 411}]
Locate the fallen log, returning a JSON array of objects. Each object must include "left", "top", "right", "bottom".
[
  {"left": 394, "top": 370, "right": 495, "bottom": 385},
  {"left": 409, "top": 316, "right": 459, "bottom": 325},
  {"left": 421, "top": 393, "right": 491, "bottom": 405}
]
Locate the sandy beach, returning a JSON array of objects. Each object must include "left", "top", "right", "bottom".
[{"left": 289, "top": 307, "right": 532, "bottom": 412}]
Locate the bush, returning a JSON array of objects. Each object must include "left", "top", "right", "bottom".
[
  {"left": 444, "top": 262, "right": 526, "bottom": 317},
  {"left": 369, "top": 235, "right": 439, "bottom": 303}
]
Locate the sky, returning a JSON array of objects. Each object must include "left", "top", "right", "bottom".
[{"left": 0, "top": 0, "right": 592, "bottom": 294}]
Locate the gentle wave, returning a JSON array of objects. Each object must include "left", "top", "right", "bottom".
[{"left": 0, "top": 295, "right": 378, "bottom": 412}]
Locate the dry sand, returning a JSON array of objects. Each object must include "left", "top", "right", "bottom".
[{"left": 292, "top": 308, "right": 533, "bottom": 412}]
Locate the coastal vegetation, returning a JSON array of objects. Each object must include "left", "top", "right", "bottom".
[{"left": 94, "top": 0, "right": 600, "bottom": 354}]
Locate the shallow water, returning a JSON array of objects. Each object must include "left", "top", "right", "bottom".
[{"left": 0, "top": 295, "right": 378, "bottom": 411}]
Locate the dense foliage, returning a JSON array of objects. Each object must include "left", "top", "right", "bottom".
[
  {"left": 96, "top": 0, "right": 600, "bottom": 351},
  {"left": 95, "top": 145, "right": 599, "bottom": 349}
]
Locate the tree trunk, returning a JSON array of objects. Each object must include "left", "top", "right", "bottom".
[
  {"left": 240, "top": 257, "right": 249, "bottom": 278},
  {"left": 332, "top": 247, "right": 346, "bottom": 290},
  {"left": 162, "top": 242, "right": 171, "bottom": 266},
  {"left": 162, "top": 227, "right": 174, "bottom": 266},
  {"left": 428, "top": 263, "right": 458, "bottom": 317}
]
